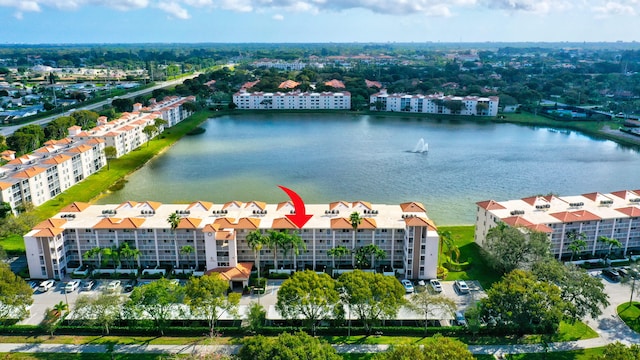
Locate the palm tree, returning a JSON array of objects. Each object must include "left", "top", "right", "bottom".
[
  {"left": 566, "top": 230, "right": 587, "bottom": 262},
  {"left": 355, "top": 244, "right": 386, "bottom": 269},
  {"left": 167, "top": 212, "right": 180, "bottom": 268},
  {"left": 283, "top": 230, "right": 306, "bottom": 270},
  {"left": 438, "top": 229, "right": 460, "bottom": 263},
  {"left": 246, "top": 230, "right": 266, "bottom": 279},
  {"left": 265, "top": 230, "right": 283, "bottom": 270},
  {"left": 349, "top": 211, "right": 362, "bottom": 267},
  {"left": 327, "top": 245, "right": 351, "bottom": 269},
  {"left": 52, "top": 301, "right": 68, "bottom": 317},
  {"left": 101, "top": 246, "right": 121, "bottom": 269},
  {"left": 598, "top": 236, "right": 623, "bottom": 261},
  {"left": 83, "top": 246, "right": 102, "bottom": 268},
  {"left": 118, "top": 242, "right": 140, "bottom": 269},
  {"left": 180, "top": 245, "right": 194, "bottom": 269}
]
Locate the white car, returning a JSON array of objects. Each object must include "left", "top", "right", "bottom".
[
  {"left": 454, "top": 280, "right": 470, "bottom": 294},
  {"left": 37, "top": 280, "right": 55, "bottom": 292},
  {"left": 429, "top": 279, "right": 443, "bottom": 293},
  {"left": 401, "top": 279, "right": 414, "bottom": 293},
  {"left": 65, "top": 280, "right": 81, "bottom": 292},
  {"left": 105, "top": 280, "right": 121, "bottom": 292}
]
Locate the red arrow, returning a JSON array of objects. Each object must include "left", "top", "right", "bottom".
[{"left": 278, "top": 185, "right": 313, "bottom": 229}]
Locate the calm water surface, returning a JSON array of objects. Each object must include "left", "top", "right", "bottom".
[{"left": 98, "top": 114, "right": 640, "bottom": 225}]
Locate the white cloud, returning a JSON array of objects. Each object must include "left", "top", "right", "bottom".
[
  {"left": 272, "top": 13, "right": 284, "bottom": 20},
  {"left": 157, "top": 1, "right": 190, "bottom": 18},
  {"left": 592, "top": 1, "right": 639, "bottom": 17}
]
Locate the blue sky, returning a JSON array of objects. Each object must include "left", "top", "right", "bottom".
[{"left": 0, "top": 0, "right": 638, "bottom": 44}]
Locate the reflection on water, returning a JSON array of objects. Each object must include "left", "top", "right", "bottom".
[{"left": 98, "top": 114, "right": 640, "bottom": 225}]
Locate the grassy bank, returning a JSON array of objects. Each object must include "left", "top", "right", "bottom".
[
  {"left": 617, "top": 302, "right": 640, "bottom": 333},
  {"left": 32, "top": 110, "right": 216, "bottom": 222}
]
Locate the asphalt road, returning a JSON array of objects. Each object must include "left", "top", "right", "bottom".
[{"left": 0, "top": 74, "right": 199, "bottom": 137}]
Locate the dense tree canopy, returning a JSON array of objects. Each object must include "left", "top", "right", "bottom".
[
  {"left": 373, "top": 335, "right": 474, "bottom": 360},
  {"left": 484, "top": 223, "right": 550, "bottom": 274},
  {"left": 125, "top": 278, "right": 184, "bottom": 335},
  {"left": 0, "top": 263, "right": 33, "bottom": 323},
  {"left": 185, "top": 273, "right": 240, "bottom": 334},
  {"left": 239, "top": 331, "right": 341, "bottom": 360}
]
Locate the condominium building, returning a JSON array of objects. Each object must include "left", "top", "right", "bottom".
[
  {"left": 370, "top": 89, "right": 499, "bottom": 116},
  {"left": 24, "top": 200, "right": 439, "bottom": 282},
  {"left": 475, "top": 190, "right": 640, "bottom": 259},
  {"left": 0, "top": 138, "right": 106, "bottom": 210},
  {"left": 232, "top": 89, "right": 351, "bottom": 110}
]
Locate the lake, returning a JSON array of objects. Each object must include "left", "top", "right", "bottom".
[{"left": 98, "top": 113, "right": 640, "bottom": 225}]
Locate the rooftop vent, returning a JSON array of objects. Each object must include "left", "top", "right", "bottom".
[
  {"left": 569, "top": 202, "right": 584, "bottom": 208},
  {"left": 510, "top": 210, "right": 525, "bottom": 216}
]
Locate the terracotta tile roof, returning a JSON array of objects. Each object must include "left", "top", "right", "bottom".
[
  {"left": 278, "top": 80, "right": 300, "bottom": 89},
  {"left": 272, "top": 217, "right": 297, "bottom": 229},
  {"left": 86, "top": 138, "right": 105, "bottom": 144},
  {"left": 245, "top": 201, "right": 266, "bottom": 210},
  {"left": 69, "top": 144, "right": 92, "bottom": 153},
  {"left": 330, "top": 217, "right": 353, "bottom": 229},
  {"left": 0, "top": 150, "right": 15, "bottom": 155},
  {"left": 116, "top": 201, "right": 138, "bottom": 209},
  {"left": 68, "top": 126, "right": 81, "bottom": 131},
  {"left": 400, "top": 202, "right": 426, "bottom": 212},
  {"left": 141, "top": 201, "right": 162, "bottom": 211},
  {"left": 352, "top": 201, "right": 372, "bottom": 210},
  {"left": 476, "top": 200, "right": 506, "bottom": 211},
  {"left": 241, "top": 80, "right": 260, "bottom": 89},
  {"left": 521, "top": 195, "right": 556, "bottom": 206},
  {"left": 359, "top": 218, "right": 377, "bottom": 229},
  {"left": 33, "top": 227, "right": 64, "bottom": 237},
  {"left": 0, "top": 182, "right": 12, "bottom": 191},
  {"left": 14, "top": 166, "right": 46, "bottom": 179},
  {"left": 187, "top": 201, "right": 213, "bottom": 211},
  {"left": 404, "top": 216, "right": 432, "bottom": 227},
  {"left": 550, "top": 210, "right": 601, "bottom": 222},
  {"left": 610, "top": 190, "right": 640, "bottom": 201},
  {"left": 177, "top": 217, "right": 202, "bottom": 229},
  {"left": 60, "top": 202, "right": 90, "bottom": 212},
  {"left": 206, "top": 262, "right": 253, "bottom": 280},
  {"left": 527, "top": 224, "right": 554, "bottom": 233},
  {"left": 34, "top": 218, "right": 67, "bottom": 229},
  {"left": 222, "top": 201, "right": 243, "bottom": 209},
  {"left": 42, "top": 154, "right": 71, "bottom": 164},
  {"left": 276, "top": 201, "right": 293, "bottom": 211},
  {"left": 93, "top": 217, "right": 145, "bottom": 229},
  {"left": 236, "top": 217, "right": 261, "bottom": 229},
  {"left": 213, "top": 217, "right": 236, "bottom": 228},
  {"left": 615, "top": 206, "right": 640, "bottom": 217},
  {"left": 502, "top": 216, "right": 534, "bottom": 228},
  {"left": 365, "top": 79, "right": 382, "bottom": 88},
  {"left": 324, "top": 79, "right": 345, "bottom": 88},
  {"left": 202, "top": 223, "right": 221, "bottom": 232},
  {"left": 215, "top": 230, "right": 234, "bottom": 240},
  {"left": 329, "top": 201, "right": 350, "bottom": 210}
]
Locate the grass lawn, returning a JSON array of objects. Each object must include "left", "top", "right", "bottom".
[
  {"left": 617, "top": 301, "right": 640, "bottom": 333},
  {"left": 439, "top": 225, "right": 502, "bottom": 289},
  {"left": 503, "top": 347, "right": 605, "bottom": 359},
  {"left": 0, "top": 354, "right": 167, "bottom": 360},
  {"left": 0, "top": 233, "right": 25, "bottom": 253}
]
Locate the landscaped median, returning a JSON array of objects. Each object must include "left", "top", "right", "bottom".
[
  {"left": 617, "top": 301, "right": 640, "bottom": 333},
  {"left": 32, "top": 110, "right": 217, "bottom": 222}
]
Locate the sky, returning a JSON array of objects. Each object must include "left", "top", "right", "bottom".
[{"left": 0, "top": 0, "right": 638, "bottom": 44}]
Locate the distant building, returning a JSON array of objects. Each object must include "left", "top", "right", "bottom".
[
  {"left": 233, "top": 89, "right": 351, "bottom": 110},
  {"left": 370, "top": 89, "right": 499, "bottom": 116},
  {"left": 324, "top": 79, "right": 345, "bottom": 88},
  {"left": 278, "top": 80, "right": 300, "bottom": 89}
]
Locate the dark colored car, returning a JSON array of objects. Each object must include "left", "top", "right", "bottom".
[
  {"left": 602, "top": 268, "right": 621, "bottom": 282},
  {"left": 123, "top": 279, "right": 138, "bottom": 293}
]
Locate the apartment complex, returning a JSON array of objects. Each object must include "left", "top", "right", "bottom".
[
  {"left": 370, "top": 89, "right": 499, "bottom": 116},
  {"left": 24, "top": 200, "right": 439, "bottom": 282},
  {"left": 475, "top": 190, "right": 640, "bottom": 259},
  {"left": 232, "top": 89, "right": 351, "bottom": 110},
  {"left": 0, "top": 138, "right": 106, "bottom": 211},
  {"left": 0, "top": 96, "right": 195, "bottom": 209}
]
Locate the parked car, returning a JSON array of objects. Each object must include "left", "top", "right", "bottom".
[
  {"left": 123, "top": 279, "right": 138, "bottom": 293},
  {"left": 81, "top": 280, "right": 95, "bottom": 291},
  {"left": 401, "top": 279, "right": 414, "bottom": 293},
  {"left": 602, "top": 268, "right": 621, "bottom": 282},
  {"left": 455, "top": 311, "right": 467, "bottom": 327},
  {"left": 37, "top": 280, "right": 55, "bottom": 292},
  {"left": 454, "top": 280, "right": 470, "bottom": 294},
  {"left": 429, "top": 279, "right": 443, "bottom": 293},
  {"left": 106, "top": 280, "right": 121, "bottom": 292},
  {"left": 617, "top": 267, "right": 629, "bottom": 278},
  {"left": 65, "top": 280, "right": 81, "bottom": 293}
]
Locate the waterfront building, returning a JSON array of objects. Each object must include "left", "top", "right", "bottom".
[
  {"left": 24, "top": 200, "right": 439, "bottom": 282},
  {"left": 0, "top": 96, "right": 195, "bottom": 209},
  {"left": 232, "top": 89, "right": 351, "bottom": 110},
  {"left": 370, "top": 89, "right": 499, "bottom": 116},
  {"left": 0, "top": 138, "right": 106, "bottom": 210},
  {"left": 475, "top": 190, "right": 640, "bottom": 259}
]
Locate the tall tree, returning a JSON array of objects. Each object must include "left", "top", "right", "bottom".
[
  {"left": 167, "top": 212, "right": 180, "bottom": 268},
  {"left": 276, "top": 270, "right": 340, "bottom": 335},
  {"left": 438, "top": 229, "right": 460, "bottom": 263},
  {"left": 0, "top": 263, "right": 33, "bottom": 323},
  {"left": 246, "top": 230, "right": 266, "bottom": 279},
  {"left": 103, "top": 146, "right": 117, "bottom": 170},
  {"left": 238, "top": 332, "right": 341, "bottom": 360},
  {"left": 349, "top": 211, "right": 362, "bottom": 267},
  {"left": 485, "top": 223, "right": 549, "bottom": 274},
  {"left": 185, "top": 273, "right": 240, "bottom": 336},
  {"left": 532, "top": 260, "right": 609, "bottom": 322},
  {"left": 180, "top": 245, "right": 194, "bottom": 269},
  {"left": 142, "top": 125, "right": 157, "bottom": 144},
  {"left": 280, "top": 230, "right": 306, "bottom": 270},
  {"left": 481, "top": 270, "right": 563, "bottom": 335},
  {"left": 72, "top": 293, "right": 124, "bottom": 335},
  {"left": 338, "top": 270, "right": 406, "bottom": 334},
  {"left": 83, "top": 246, "right": 102, "bottom": 268},
  {"left": 408, "top": 291, "right": 456, "bottom": 335},
  {"left": 126, "top": 278, "right": 184, "bottom": 335},
  {"left": 71, "top": 110, "right": 99, "bottom": 129},
  {"left": 354, "top": 244, "right": 386, "bottom": 269},
  {"left": 372, "top": 335, "right": 474, "bottom": 360},
  {"left": 590, "top": 342, "right": 640, "bottom": 360}
]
